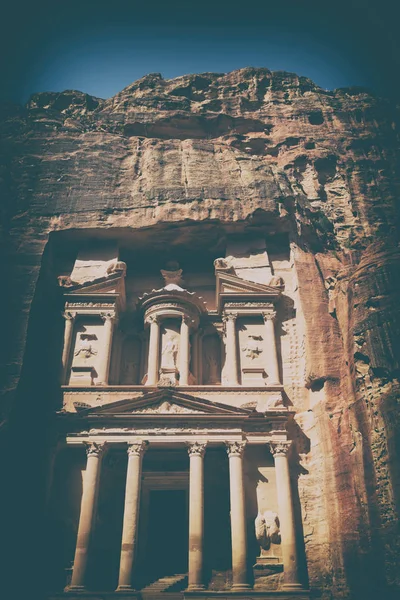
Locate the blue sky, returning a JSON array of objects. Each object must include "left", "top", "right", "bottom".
[{"left": 2, "top": 0, "right": 399, "bottom": 103}]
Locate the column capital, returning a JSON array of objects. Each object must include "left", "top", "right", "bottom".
[
  {"left": 100, "top": 311, "right": 117, "bottom": 324},
  {"left": 262, "top": 310, "right": 277, "bottom": 323},
  {"left": 62, "top": 310, "right": 76, "bottom": 321},
  {"left": 127, "top": 440, "right": 148, "bottom": 457},
  {"left": 187, "top": 441, "right": 207, "bottom": 457},
  {"left": 146, "top": 314, "right": 160, "bottom": 325},
  {"left": 181, "top": 314, "right": 193, "bottom": 327},
  {"left": 222, "top": 312, "right": 238, "bottom": 323},
  {"left": 269, "top": 440, "right": 291, "bottom": 457},
  {"left": 226, "top": 440, "right": 247, "bottom": 457},
  {"left": 84, "top": 441, "right": 107, "bottom": 458}
]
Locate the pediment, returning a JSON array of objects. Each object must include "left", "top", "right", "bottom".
[
  {"left": 80, "top": 389, "right": 251, "bottom": 417},
  {"left": 64, "top": 272, "right": 126, "bottom": 311},
  {"left": 216, "top": 272, "right": 281, "bottom": 310},
  {"left": 65, "top": 271, "right": 124, "bottom": 295}
]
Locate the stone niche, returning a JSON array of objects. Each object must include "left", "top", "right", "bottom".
[
  {"left": 238, "top": 316, "right": 267, "bottom": 386},
  {"left": 69, "top": 319, "right": 104, "bottom": 385}
]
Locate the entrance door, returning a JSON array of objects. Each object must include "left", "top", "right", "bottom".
[{"left": 143, "top": 489, "right": 188, "bottom": 584}]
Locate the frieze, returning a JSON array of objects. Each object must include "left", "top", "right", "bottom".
[
  {"left": 66, "top": 302, "right": 115, "bottom": 308},
  {"left": 224, "top": 302, "right": 273, "bottom": 308}
]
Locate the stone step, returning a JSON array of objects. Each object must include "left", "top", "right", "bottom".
[{"left": 141, "top": 573, "right": 187, "bottom": 594}]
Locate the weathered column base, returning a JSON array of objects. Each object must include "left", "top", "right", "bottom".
[
  {"left": 231, "top": 583, "right": 252, "bottom": 591},
  {"left": 116, "top": 584, "right": 136, "bottom": 592},
  {"left": 187, "top": 584, "right": 206, "bottom": 591},
  {"left": 282, "top": 583, "right": 305, "bottom": 591}
]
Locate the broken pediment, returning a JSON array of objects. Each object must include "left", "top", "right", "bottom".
[
  {"left": 74, "top": 389, "right": 252, "bottom": 417},
  {"left": 216, "top": 271, "right": 281, "bottom": 312},
  {"left": 63, "top": 268, "right": 126, "bottom": 312}
]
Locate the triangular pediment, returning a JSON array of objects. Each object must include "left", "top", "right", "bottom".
[
  {"left": 80, "top": 389, "right": 251, "bottom": 417},
  {"left": 216, "top": 272, "right": 281, "bottom": 310},
  {"left": 65, "top": 271, "right": 124, "bottom": 295},
  {"left": 64, "top": 272, "right": 126, "bottom": 311}
]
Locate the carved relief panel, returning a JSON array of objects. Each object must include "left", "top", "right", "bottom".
[
  {"left": 238, "top": 317, "right": 267, "bottom": 386},
  {"left": 70, "top": 321, "right": 103, "bottom": 385}
]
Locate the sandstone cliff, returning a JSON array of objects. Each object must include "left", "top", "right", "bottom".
[{"left": 0, "top": 68, "right": 399, "bottom": 599}]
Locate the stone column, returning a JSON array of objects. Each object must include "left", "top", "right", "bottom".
[
  {"left": 223, "top": 313, "right": 239, "bottom": 386},
  {"left": 269, "top": 441, "right": 303, "bottom": 590},
  {"left": 179, "top": 316, "right": 191, "bottom": 386},
  {"left": 187, "top": 442, "right": 207, "bottom": 591},
  {"left": 98, "top": 312, "right": 116, "bottom": 384},
  {"left": 146, "top": 316, "right": 160, "bottom": 386},
  {"left": 262, "top": 311, "right": 280, "bottom": 385},
  {"left": 61, "top": 311, "right": 76, "bottom": 384},
  {"left": 69, "top": 442, "right": 107, "bottom": 591},
  {"left": 191, "top": 330, "right": 199, "bottom": 383},
  {"left": 116, "top": 441, "right": 148, "bottom": 592},
  {"left": 226, "top": 441, "right": 250, "bottom": 591}
]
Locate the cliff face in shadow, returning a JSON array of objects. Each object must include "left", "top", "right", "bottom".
[{"left": 0, "top": 67, "right": 399, "bottom": 599}]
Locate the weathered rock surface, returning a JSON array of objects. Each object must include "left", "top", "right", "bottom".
[{"left": 0, "top": 67, "right": 399, "bottom": 599}]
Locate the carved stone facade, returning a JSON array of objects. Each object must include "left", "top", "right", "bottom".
[{"left": 39, "top": 238, "right": 313, "bottom": 599}]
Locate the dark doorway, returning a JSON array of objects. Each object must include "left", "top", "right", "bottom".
[{"left": 141, "top": 489, "right": 188, "bottom": 585}]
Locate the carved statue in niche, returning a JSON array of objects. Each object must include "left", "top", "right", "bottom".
[
  {"left": 202, "top": 333, "right": 221, "bottom": 384},
  {"left": 74, "top": 333, "right": 98, "bottom": 360},
  {"left": 242, "top": 334, "right": 263, "bottom": 360},
  {"left": 161, "top": 331, "right": 179, "bottom": 369},
  {"left": 121, "top": 336, "right": 142, "bottom": 384},
  {"left": 255, "top": 510, "right": 281, "bottom": 553}
]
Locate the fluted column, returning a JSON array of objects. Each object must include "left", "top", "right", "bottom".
[
  {"left": 269, "top": 441, "right": 303, "bottom": 590},
  {"left": 98, "top": 312, "right": 116, "bottom": 384},
  {"left": 146, "top": 316, "right": 160, "bottom": 386},
  {"left": 226, "top": 441, "right": 250, "bottom": 590},
  {"left": 61, "top": 311, "right": 76, "bottom": 383},
  {"left": 223, "top": 313, "right": 239, "bottom": 386},
  {"left": 69, "top": 442, "right": 107, "bottom": 591},
  {"left": 179, "top": 316, "right": 191, "bottom": 386},
  {"left": 262, "top": 311, "right": 280, "bottom": 384},
  {"left": 187, "top": 442, "right": 207, "bottom": 591},
  {"left": 116, "top": 441, "right": 148, "bottom": 592}
]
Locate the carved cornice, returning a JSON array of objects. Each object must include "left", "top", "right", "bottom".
[
  {"left": 84, "top": 441, "right": 107, "bottom": 457},
  {"left": 225, "top": 440, "right": 247, "bottom": 457},
  {"left": 186, "top": 441, "right": 208, "bottom": 457},
  {"left": 127, "top": 440, "right": 148, "bottom": 457},
  {"left": 269, "top": 440, "right": 291, "bottom": 457}
]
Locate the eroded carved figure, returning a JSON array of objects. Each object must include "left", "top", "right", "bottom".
[
  {"left": 255, "top": 511, "right": 281, "bottom": 551},
  {"left": 242, "top": 334, "right": 263, "bottom": 359},
  {"left": 74, "top": 333, "right": 98, "bottom": 359},
  {"left": 161, "top": 333, "right": 179, "bottom": 368}
]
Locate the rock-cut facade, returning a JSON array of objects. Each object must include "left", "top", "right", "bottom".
[{"left": 0, "top": 67, "right": 399, "bottom": 600}]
